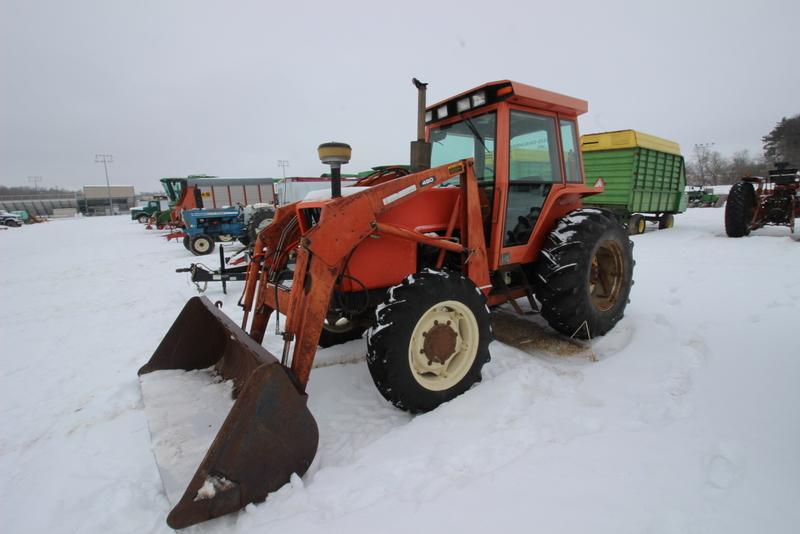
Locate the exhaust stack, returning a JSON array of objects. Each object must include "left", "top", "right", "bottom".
[{"left": 410, "top": 77, "right": 432, "bottom": 172}]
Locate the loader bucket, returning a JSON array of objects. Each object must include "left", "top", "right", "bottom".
[{"left": 138, "top": 296, "right": 318, "bottom": 530}]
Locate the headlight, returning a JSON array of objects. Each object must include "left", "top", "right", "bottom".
[
  {"left": 471, "top": 91, "right": 487, "bottom": 107},
  {"left": 456, "top": 97, "right": 471, "bottom": 113},
  {"left": 437, "top": 105, "right": 448, "bottom": 119}
]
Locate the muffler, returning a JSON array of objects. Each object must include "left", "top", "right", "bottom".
[{"left": 138, "top": 296, "right": 318, "bottom": 529}]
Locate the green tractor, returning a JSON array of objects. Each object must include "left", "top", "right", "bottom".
[{"left": 687, "top": 186, "right": 723, "bottom": 208}]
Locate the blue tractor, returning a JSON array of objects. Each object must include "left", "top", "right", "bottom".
[{"left": 181, "top": 205, "right": 275, "bottom": 255}]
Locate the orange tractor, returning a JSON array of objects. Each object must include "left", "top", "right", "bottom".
[{"left": 139, "top": 79, "right": 634, "bottom": 528}]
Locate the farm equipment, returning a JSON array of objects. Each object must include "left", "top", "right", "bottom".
[
  {"left": 725, "top": 163, "right": 800, "bottom": 237},
  {"left": 687, "top": 186, "right": 722, "bottom": 208},
  {"left": 146, "top": 176, "right": 278, "bottom": 230},
  {"left": 581, "top": 130, "right": 687, "bottom": 234},
  {"left": 177, "top": 245, "right": 250, "bottom": 293},
  {"left": 179, "top": 204, "right": 275, "bottom": 255},
  {"left": 138, "top": 79, "right": 635, "bottom": 529}
]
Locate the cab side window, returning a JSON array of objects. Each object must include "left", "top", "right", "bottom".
[{"left": 560, "top": 120, "right": 583, "bottom": 183}]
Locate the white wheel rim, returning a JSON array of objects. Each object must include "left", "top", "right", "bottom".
[
  {"left": 408, "top": 300, "right": 479, "bottom": 391},
  {"left": 194, "top": 239, "right": 210, "bottom": 252},
  {"left": 219, "top": 234, "right": 234, "bottom": 242}
]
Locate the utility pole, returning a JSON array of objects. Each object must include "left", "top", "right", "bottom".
[
  {"left": 27, "top": 176, "right": 43, "bottom": 191},
  {"left": 95, "top": 154, "right": 114, "bottom": 214},
  {"left": 693, "top": 143, "right": 715, "bottom": 186}
]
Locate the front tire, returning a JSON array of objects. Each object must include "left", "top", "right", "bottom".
[
  {"left": 535, "top": 209, "right": 634, "bottom": 339},
  {"left": 658, "top": 213, "right": 675, "bottom": 230},
  {"left": 725, "top": 182, "right": 755, "bottom": 237},
  {"left": 182, "top": 236, "right": 191, "bottom": 251},
  {"left": 366, "top": 270, "right": 491, "bottom": 413},
  {"left": 189, "top": 234, "right": 215, "bottom": 256}
]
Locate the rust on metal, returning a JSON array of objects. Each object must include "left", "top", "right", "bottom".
[
  {"left": 423, "top": 323, "right": 458, "bottom": 364},
  {"left": 138, "top": 297, "right": 318, "bottom": 530}
]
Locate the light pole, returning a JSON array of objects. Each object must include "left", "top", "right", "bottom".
[
  {"left": 277, "top": 160, "right": 289, "bottom": 204},
  {"left": 95, "top": 154, "right": 114, "bottom": 214},
  {"left": 27, "top": 176, "right": 43, "bottom": 191},
  {"left": 277, "top": 160, "right": 289, "bottom": 178}
]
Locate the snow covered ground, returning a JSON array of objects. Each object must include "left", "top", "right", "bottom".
[{"left": 1, "top": 209, "right": 798, "bottom": 533}]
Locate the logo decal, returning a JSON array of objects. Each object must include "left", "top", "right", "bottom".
[
  {"left": 448, "top": 163, "right": 464, "bottom": 175},
  {"left": 420, "top": 176, "right": 435, "bottom": 187}
]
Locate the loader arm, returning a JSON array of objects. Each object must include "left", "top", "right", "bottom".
[{"left": 243, "top": 159, "right": 490, "bottom": 390}]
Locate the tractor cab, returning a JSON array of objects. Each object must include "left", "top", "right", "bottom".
[
  {"left": 424, "top": 80, "right": 597, "bottom": 269},
  {"left": 160, "top": 177, "right": 186, "bottom": 203}
]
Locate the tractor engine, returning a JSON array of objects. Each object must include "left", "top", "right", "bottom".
[{"left": 761, "top": 189, "right": 794, "bottom": 224}]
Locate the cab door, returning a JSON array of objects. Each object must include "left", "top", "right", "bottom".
[{"left": 501, "top": 108, "right": 564, "bottom": 252}]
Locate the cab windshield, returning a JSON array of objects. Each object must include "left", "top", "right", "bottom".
[
  {"left": 430, "top": 112, "right": 496, "bottom": 184},
  {"left": 161, "top": 179, "right": 184, "bottom": 202}
]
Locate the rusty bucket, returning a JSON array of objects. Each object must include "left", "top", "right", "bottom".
[{"left": 138, "top": 297, "right": 318, "bottom": 529}]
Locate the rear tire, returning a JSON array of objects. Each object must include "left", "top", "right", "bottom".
[
  {"left": 366, "top": 270, "right": 491, "bottom": 413},
  {"left": 183, "top": 236, "right": 191, "bottom": 250},
  {"left": 628, "top": 214, "right": 646, "bottom": 235},
  {"left": 190, "top": 234, "right": 215, "bottom": 255},
  {"left": 137, "top": 213, "right": 149, "bottom": 224},
  {"left": 658, "top": 213, "right": 675, "bottom": 230},
  {"left": 246, "top": 208, "right": 276, "bottom": 244},
  {"left": 725, "top": 182, "right": 755, "bottom": 237},
  {"left": 535, "top": 209, "right": 634, "bottom": 339}
]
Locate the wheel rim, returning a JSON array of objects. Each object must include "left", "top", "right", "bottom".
[
  {"left": 408, "top": 300, "right": 479, "bottom": 391},
  {"left": 194, "top": 238, "right": 211, "bottom": 253},
  {"left": 666, "top": 217, "right": 674, "bottom": 228},
  {"left": 323, "top": 315, "right": 356, "bottom": 333},
  {"left": 219, "top": 234, "right": 234, "bottom": 242},
  {"left": 637, "top": 218, "right": 646, "bottom": 234},
  {"left": 588, "top": 240, "right": 625, "bottom": 312}
]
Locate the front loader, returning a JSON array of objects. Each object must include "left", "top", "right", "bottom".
[{"left": 139, "top": 80, "right": 634, "bottom": 529}]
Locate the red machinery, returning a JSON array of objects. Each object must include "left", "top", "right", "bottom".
[
  {"left": 139, "top": 80, "right": 634, "bottom": 528},
  {"left": 725, "top": 164, "right": 800, "bottom": 237}
]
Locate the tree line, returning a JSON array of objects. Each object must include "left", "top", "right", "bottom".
[
  {"left": 0, "top": 185, "right": 77, "bottom": 197},
  {"left": 686, "top": 114, "right": 800, "bottom": 186}
]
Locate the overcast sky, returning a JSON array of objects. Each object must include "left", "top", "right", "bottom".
[{"left": 1, "top": 0, "right": 797, "bottom": 191}]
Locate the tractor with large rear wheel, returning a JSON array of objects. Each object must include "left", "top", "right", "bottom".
[
  {"left": 725, "top": 163, "right": 799, "bottom": 237},
  {"left": 138, "top": 79, "right": 635, "bottom": 529}
]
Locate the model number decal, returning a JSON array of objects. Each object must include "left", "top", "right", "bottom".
[
  {"left": 382, "top": 185, "right": 416, "bottom": 205},
  {"left": 419, "top": 176, "right": 435, "bottom": 187}
]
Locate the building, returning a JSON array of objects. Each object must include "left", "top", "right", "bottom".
[{"left": 82, "top": 185, "right": 135, "bottom": 215}]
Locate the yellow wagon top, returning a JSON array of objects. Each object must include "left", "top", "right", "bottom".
[{"left": 580, "top": 130, "right": 682, "bottom": 156}]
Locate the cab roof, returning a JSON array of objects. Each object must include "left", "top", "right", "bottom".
[{"left": 427, "top": 80, "right": 588, "bottom": 117}]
